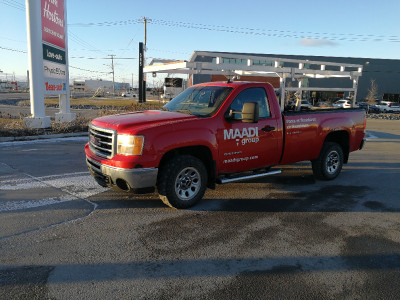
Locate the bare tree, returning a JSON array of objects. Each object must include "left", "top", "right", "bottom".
[
  {"left": 365, "top": 80, "right": 378, "bottom": 114},
  {"left": 366, "top": 79, "right": 378, "bottom": 105}
]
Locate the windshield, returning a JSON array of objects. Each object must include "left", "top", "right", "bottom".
[{"left": 163, "top": 86, "right": 233, "bottom": 117}]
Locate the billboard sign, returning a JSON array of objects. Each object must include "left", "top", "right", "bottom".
[
  {"left": 45, "top": 78, "right": 67, "bottom": 94},
  {"left": 43, "top": 60, "right": 66, "bottom": 79},
  {"left": 25, "top": 0, "right": 74, "bottom": 126},
  {"left": 41, "top": 0, "right": 65, "bottom": 49},
  {"left": 41, "top": 0, "right": 67, "bottom": 94},
  {"left": 43, "top": 43, "right": 66, "bottom": 64}
]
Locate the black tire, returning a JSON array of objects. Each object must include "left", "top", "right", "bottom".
[
  {"left": 312, "top": 142, "right": 344, "bottom": 180},
  {"left": 157, "top": 155, "right": 208, "bottom": 209}
]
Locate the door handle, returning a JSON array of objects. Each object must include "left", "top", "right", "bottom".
[{"left": 262, "top": 126, "right": 275, "bottom": 132}]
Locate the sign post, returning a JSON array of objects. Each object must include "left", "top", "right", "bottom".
[
  {"left": 24, "top": 0, "right": 75, "bottom": 129},
  {"left": 24, "top": 0, "right": 51, "bottom": 128}
]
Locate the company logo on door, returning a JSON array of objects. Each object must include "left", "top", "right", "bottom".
[{"left": 224, "top": 127, "right": 259, "bottom": 146}]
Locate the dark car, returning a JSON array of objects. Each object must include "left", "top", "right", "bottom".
[{"left": 358, "top": 102, "right": 380, "bottom": 114}]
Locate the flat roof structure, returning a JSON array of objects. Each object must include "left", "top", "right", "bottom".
[{"left": 144, "top": 51, "right": 363, "bottom": 109}]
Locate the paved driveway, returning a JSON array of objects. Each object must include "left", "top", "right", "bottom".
[{"left": 1, "top": 119, "right": 400, "bottom": 299}]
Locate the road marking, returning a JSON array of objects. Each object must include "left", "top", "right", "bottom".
[
  {"left": 365, "top": 131, "right": 378, "bottom": 140},
  {"left": 0, "top": 172, "right": 106, "bottom": 212}
]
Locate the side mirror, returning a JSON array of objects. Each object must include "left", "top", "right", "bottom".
[{"left": 241, "top": 102, "right": 259, "bottom": 123}]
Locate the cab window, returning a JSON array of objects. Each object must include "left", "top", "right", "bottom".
[{"left": 229, "top": 87, "right": 271, "bottom": 119}]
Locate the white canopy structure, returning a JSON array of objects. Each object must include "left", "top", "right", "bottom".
[{"left": 144, "top": 51, "right": 363, "bottom": 110}]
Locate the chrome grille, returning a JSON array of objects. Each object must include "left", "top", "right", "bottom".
[{"left": 88, "top": 124, "right": 116, "bottom": 158}]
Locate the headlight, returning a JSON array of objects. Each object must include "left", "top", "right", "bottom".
[{"left": 117, "top": 135, "right": 144, "bottom": 156}]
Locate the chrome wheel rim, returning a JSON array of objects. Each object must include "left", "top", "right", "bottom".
[
  {"left": 175, "top": 167, "right": 201, "bottom": 201},
  {"left": 326, "top": 150, "right": 340, "bottom": 174}
]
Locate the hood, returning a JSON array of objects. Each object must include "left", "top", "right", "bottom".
[{"left": 91, "top": 110, "right": 198, "bottom": 132}]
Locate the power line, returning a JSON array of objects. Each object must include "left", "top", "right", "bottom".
[
  {"left": 68, "top": 19, "right": 142, "bottom": 27},
  {"left": 0, "top": 0, "right": 24, "bottom": 11},
  {"left": 149, "top": 18, "right": 400, "bottom": 43},
  {"left": 3, "top": 45, "right": 400, "bottom": 75},
  {"left": 68, "top": 17, "right": 400, "bottom": 43},
  {"left": 68, "top": 31, "right": 107, "bottom": 55},
  {"left": 69, "top": 65, "right": 111, "bottom": 74},
  {"left": 0, "top": 45, "right": 27, "bottom": 53},
  {"left": 70, "top": 56, "right": 137, "bottom": 60}
]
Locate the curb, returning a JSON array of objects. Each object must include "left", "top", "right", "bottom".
[{"left": 0, "top": 132, "right": 87, "bottom": 142}]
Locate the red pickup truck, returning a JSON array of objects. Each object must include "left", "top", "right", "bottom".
[{"left": 85, "top": 81, "right": 366, "bottom": 208}]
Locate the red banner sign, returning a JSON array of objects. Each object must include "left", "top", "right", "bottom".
[{"left": 41, "top": 0, "right": 65, "bottom": 49}]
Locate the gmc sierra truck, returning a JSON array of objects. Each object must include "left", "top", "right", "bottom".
[{"left": 85, "top": 81, "right": 366, "bottom": 208}]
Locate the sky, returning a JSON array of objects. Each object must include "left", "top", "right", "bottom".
[{"left": 1, "top": 0, "right": 399, "bottom": 87}]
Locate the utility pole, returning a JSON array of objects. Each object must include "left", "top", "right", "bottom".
[{"left": 108, "top": 54, "right": 115, "bottom": 96}]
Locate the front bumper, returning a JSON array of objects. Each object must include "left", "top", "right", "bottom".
[{"left": 86, "top": 156, "right": 158, "bottom": 192}]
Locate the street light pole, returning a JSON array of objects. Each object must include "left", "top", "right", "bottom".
[{"left": 143, "top": 17, "right": 150, "bottom": 103}]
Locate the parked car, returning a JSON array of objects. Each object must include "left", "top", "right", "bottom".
[
  {"left": 285, "top": 99, "right": 313, "bottom": 111},
  {"left": 300, "top": 100, "right": 313, "bottom": 109},
  {"left": 333, "top": 99, "right": 352, "bottom": 108},
  {"left": 390, "top": 103, "right": 400, "bottom": 113},
  {"left": 358, "top": 102, "right": 381, "bottom": 114},
  {"left": 377, "top": 101, "right": 398, "bottom": 113},
  {"left": 122, "top": 92, "right": 136, "bottom": 98},
  {"left": 317, "top": 101, "right": 330, "bottom": 108}
]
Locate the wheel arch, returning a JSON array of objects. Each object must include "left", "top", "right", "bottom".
[
  {"left": 157, "top": 146, "right": 216, "bottom": 189},
  {"left": 324, "top": 130, "right": 350, "bottom": 163}
]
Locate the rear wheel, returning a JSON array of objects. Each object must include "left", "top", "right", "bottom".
[
  {"left": 157, "top": 155, "right": 207, "bottom": 209},
  {"left": 312, "top": 142, "right": 344, "bottom": 180}
]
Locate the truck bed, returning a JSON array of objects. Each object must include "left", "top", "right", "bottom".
[{"left": 280, "top": 109, "right": 366, "bottom": 165}]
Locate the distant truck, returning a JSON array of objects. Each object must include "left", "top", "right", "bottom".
[
  {"left": 85, "top": 81, "right": 366, "bottom": 209},
  {"left": 161, "top": 77, "right": 184, "bottom": 100}
]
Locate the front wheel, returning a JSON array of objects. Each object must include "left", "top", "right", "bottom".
[
  {"left": 157, "top": 155, "right": 207, "bottom": 209},
  {"left": 312, "top": 142, "right": 344, "bottom": 180}
]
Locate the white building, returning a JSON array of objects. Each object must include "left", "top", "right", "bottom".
[{"left": 73, "top": 79, "right": 130, "bottom": 94}]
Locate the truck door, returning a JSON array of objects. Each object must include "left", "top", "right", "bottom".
[{"left": 218, "top": 87, "right": 281, "bottom": 174}]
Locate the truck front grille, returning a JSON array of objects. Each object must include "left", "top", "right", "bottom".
[{"left": 88, "top": 124, "right": 116, "bottom": 158}]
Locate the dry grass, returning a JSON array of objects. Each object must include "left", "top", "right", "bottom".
[
  {"left": 17, "top": 97, "right": 166, "bottom": 108},
  {"left": 0, "top": 116, "right": 90, "bottom": 137},
  {"left": 0, "top": 100, "right": 165, "bottom": 137}
]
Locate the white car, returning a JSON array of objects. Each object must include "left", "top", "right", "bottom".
[
  {"left": 378, "top": 101, "right": 400, "bottom": 113},
  {"left": 333, "top": 99, "right": 352, "bottom": 108}
]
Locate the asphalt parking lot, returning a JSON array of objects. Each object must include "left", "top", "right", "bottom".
[{"left": 1, "top": 119, "right": 400, "bottom": 299}]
